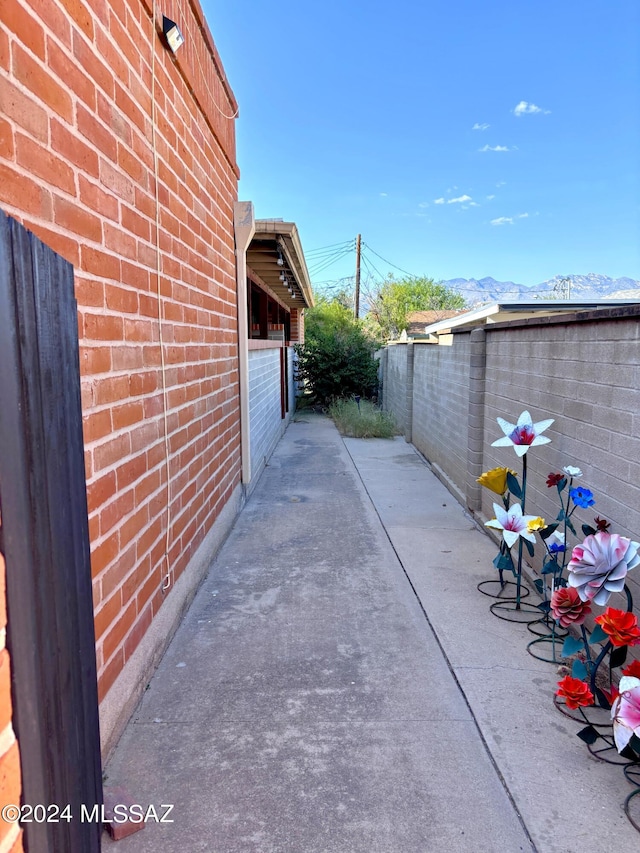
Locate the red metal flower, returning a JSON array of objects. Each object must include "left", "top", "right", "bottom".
[
  {"left": 595, "top": 608, "right": 640, "bottom": 648},
  {"left": 594, "top": 516, "right": 611, "bottom": 532},
  {"left": 600, "top": 685, "right": 619, "bottom": 707},
  {"left": 556, "top": 676, "right": 594, "bottom": 709},
  {"left": 550, "top": 587, "right": 591, "bottom": 628},
  {"left": 546, "top": 472, "right": 563, "bottom": 488},
  {"left": 622, "top": 660, "right": 640, "bottom": 679}
]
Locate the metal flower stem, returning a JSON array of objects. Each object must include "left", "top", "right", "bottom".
[
  {"left": 588, "top": 639, "right": 612, "bottom": 698},
  {"left": 497, "top": 492, "right": 511, "bottom": 589},
  {"left": 580, "top": 625, "right": 594, "bottom": 670},
  {"left": 625, "top": 584, "right": 634, "bottom": 613},
  {"left": 581, "top": 586, "right": 633, "bottom": 700},
  {"left": 558, "top": 478, "right": 571, "bottom": 587},
  {"left": 515, "top": 454, "right": 528, "bottom": 610}
]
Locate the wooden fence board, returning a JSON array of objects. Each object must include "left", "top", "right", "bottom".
[{"left": 0, "top": 210, "right": 102, "bottom": 852}]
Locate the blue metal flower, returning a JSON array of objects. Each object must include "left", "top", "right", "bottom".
[
  {"left": 570, "top": 487, "right": 595, "bottom": 509},
  {"left": 549, "top": 542, "right": 566, "bottom": 553}
]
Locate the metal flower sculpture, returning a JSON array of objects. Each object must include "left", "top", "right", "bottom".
[
  {"left": 491, "top": 410, "right": 554, "bottom": 457},
  {"left": 611, "top": 676, "right": 640, "bottom": 753},
  {"left": 567, "top": 532, "right": 640, "bottom": 607}
]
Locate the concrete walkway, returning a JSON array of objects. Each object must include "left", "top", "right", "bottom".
[{"left": 104, "top": 415, "right": 638, "bottom": 852}]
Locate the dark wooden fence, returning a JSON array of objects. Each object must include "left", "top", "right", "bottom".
[{"left": 0, "top": 211, "right": 102, "bottom": 852}]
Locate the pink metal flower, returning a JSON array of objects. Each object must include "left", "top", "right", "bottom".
[
  {"left": 550, "top": 587, "right": 591, "bottom": 628},
  {"left": 567, "top": 532, "right": 640, "bottom": 606},
  {"left": 611, "top": 676, "right": 640, "bottom": 753},
  {"left": 485, "top": 502, "right": 538, "bottom": 549},
  {"left": 491, "top": 411, "right": 554, "bottom": 457}
]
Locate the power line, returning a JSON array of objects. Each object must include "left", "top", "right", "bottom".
[
  {"left": 305, "top": 239, "right": 355, "bottom": 257},
  {"left": 307, "top": 237, "right": 576, "bottom": 303},
  {"left": 359, "top": 246, "right": 388, "bottom": 283},
  {"left": 308, "top": 244, "right": 353, "bottom": 268},
  {"left": 308, "top": 247, "right": 355, "bottom": 277},
  {"left": 361, "top": 242, "right": 419, "bottom": 279}
]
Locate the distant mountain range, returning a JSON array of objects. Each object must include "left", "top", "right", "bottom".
[{"left": 441, "top": 274, "right": 640, "bottom": 306}]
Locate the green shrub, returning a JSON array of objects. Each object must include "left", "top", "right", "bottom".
[
  {"left": 328, "top": 398, "right": 397, "bottom": 438},
  {"left": 294, "top": 300, "right": 379, "bottom": 403}
]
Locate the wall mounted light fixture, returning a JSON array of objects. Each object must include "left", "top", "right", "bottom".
[{"left": 162, "top": 16, "right": 184, "bottom": 53}]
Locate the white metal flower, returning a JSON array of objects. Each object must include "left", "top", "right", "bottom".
[
  {"left": 611, "top": 676, "right": 640, "bottom": 753},
  {"left": 562, "top": 465, "right": 583, "bottom": 478},
  {"left": 491, "top": 411, "right": 554, "bottom": 457},
  {"left": 549, "top": 530, "right": 566, "bottom": 547},
  {"left": 485, "top": 503, "right": 539, "bottom": 548}
]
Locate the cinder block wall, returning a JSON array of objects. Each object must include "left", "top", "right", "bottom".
[
  {"left": 0, "top": 554, "right": 23, "bottom": 853},
  {"left": 248, "top": 348, "right": 284, "bottom": 483},
  {"left": 0, "top": 0, "right": 240, "bottom": 709},
  {"left": 481, "top": 316, "right": 640, "bottom": 609},
  {"left": 382, "top": 309, "right": 640, "bottom": 621},
  {"left": 384, "top": 345, "right": 408, "bottom": 433},
  {"left": 411, "top": 338, "right": 471, "bottom": 500}
]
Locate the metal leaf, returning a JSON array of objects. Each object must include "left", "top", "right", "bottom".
[
  {"left": 540, "top": 523, "right": 559, "bottom": 541},
  {"left": 506, "top": 473, "right": 522, "bottom": 499},
  {"left": 572, "top": 659, "right": 588, "bottom": 680},
  {"left": 562, "top": 636, "right": 583, "bottom": 657},
  {"left": 577, "top": 725, "right": 599, "bottom": 745},
  {"left": 588, "top": 625, "right": 607, "bottom": 646},
  {"left": 610, "top": 645, "right": 628, "bottom": 668}
]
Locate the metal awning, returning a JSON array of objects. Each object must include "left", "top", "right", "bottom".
[{"left": 246, "top": 220, "right": 314, "bottom": 310}]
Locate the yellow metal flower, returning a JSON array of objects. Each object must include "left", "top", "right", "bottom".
[
  {"left": 476, "top": 467, "right": 516, "bottom": 495},
  {"left": 527, "top": 517, "right": 546, "bottom": 532}
]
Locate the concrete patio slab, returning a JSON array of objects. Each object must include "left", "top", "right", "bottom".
[{"left": 103, "top": 417, "right": 638, "bottom": 852}]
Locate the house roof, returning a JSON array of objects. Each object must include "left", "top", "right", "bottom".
[
  {"left": 406, "top": 309, "right": 466, "bottom": 336},
  {"left": 246, "top": 220, "right": 314, "bottom": 310},
  {"left": 418, "top": 299, "right": 640, "bottom": 339}
]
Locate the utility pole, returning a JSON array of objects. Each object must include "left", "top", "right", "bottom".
[
  {"left": 354, "top": 233, "right": 361, "bottom": 319},
  {"left": 552, "top": 276, "right": 571, "bottom": 300}
]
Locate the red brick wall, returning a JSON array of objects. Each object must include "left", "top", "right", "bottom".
[
  {"left": 0, "top": 554, "right": 23, "bottom": 853},
  {"left": 290, "top": 308, "right": 304, "bottom": 344},
  {"left": 0, "top": 0, "right": 240, "bottom": 701}
]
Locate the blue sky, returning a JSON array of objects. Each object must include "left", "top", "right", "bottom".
[{"left": 206, "top": 0, "right": 640, "bottom": 290}]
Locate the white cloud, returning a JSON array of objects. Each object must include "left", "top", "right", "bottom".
[
  {"left": 496, "top": 181, "right": 506, "bottom": 187},
  {"left": 513, "top": 100, "right": 550, "bottom": 116},
  {"left": 418, "top": 202, "right": 429, "bottom": 208},
  {"left": 490, "top": 213, "right": 528, "bottom": 226},
  {"left": 379, "top": 192, "right": 388, "bottom": 197},
  {"left": 434, "top": 197, "right": 446, "bottom": 204},
  {"left": 448, "top": 194, "right": 472, "bottom": 204},
  {"left": 486, "top": 194, "right": 495, "bottom": 200},
  {"left": 480, "top": 145, "right": 509, "bottom": 152},
  {"left": 468, "top": 201, "right": 480, "bottom": 207},
  {"left": 473, "top": 122, "right": 490, "bottom": 131}
]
